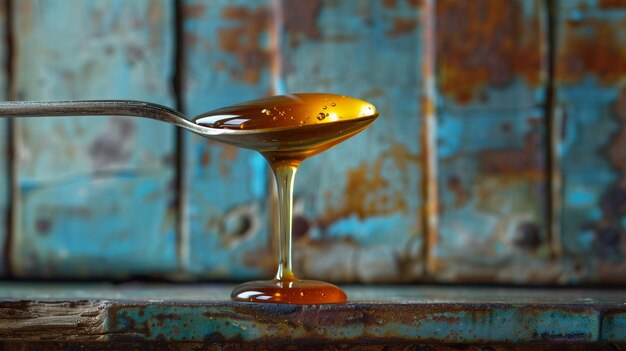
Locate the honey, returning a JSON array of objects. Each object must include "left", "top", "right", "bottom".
[{"left": 194, "top": 93, "right": 378, "bottom": 304}]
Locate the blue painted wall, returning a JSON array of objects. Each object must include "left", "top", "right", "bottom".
[
  {"left": 0, "top": 0, "right": 624, "bottom": 283},
  {"left": 11, "top": 0, "right": 178, "bottom": 277}
]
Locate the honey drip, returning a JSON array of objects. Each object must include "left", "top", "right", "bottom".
[{"left": 194, "top": 93, "right": 378, "bottom": 304}]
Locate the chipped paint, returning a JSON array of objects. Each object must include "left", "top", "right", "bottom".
[
  {"left": 432, "top": 0, "right": 551, "bottom": 283},
  {"left": 217, "top": 6, "right": 271, "bottom": 84},
  {"left": 0, "top": 0, "right": 7, "bottom": 275},
  {"left": 317, "top": 145, "right": 419, "bottom": 230},
  {"left": 105, "top": 300, "right": 606, "bottom": 343},
  {"left": 282, "top": 0, "right": 322, "bottom": 47},
  {"left": 557, "top": 0, "right": 626, "bottom": 282},
  {"left": 281, "top": 0, "right": 424, "bottom": 283},
  {"left": 437, "top": 0, "right": 545, "bottom": 104},
  {"left": 557, "top": 17, "right": 626, "bottom": 85},
  {"left": 183, "top": 0, "right": 273, "bottom": 279},
  {"left": 11, "top": 0, "right": 178, "bottom": 278},
  {"left": 6, "top": 0, "right": 626, "bottom": 286}
]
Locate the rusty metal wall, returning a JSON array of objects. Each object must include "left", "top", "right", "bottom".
[
  {"left": 0, "top": 0, "right": 7, "bottom": 276},
  {"left": 431, "top": 0, "right": 553, "bottom": 283},
  {"left": 0, "top": 0, "right": 624, "bottom": 284},
  {"left": 281, "top": 0, "right": 424, "bottom": 283},
  {"left": 555, "top": 0, "right": 626, "bottom": 283},
  {"left": 10, "top": 0, "right": 178, "bottom": 278},
  {"left": 181, "top": 0, "right": 274, "bottom": 279}
]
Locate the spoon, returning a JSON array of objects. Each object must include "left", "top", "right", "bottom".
[
  {"left": 0, "top": 94, "right": 378, "bottom": 157},
  {"left": 0, "top": 93, "right": 379, "bottom": 304}
]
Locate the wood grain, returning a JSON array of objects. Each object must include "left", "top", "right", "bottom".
[
  {"left": 182, "top": 0, "right": 275, "bottom": 278},
  {"left": 11, "top": 0, "right": 178, "bottom": 278},
  {"left": 279, "top": 0, "right": 424, "bottom": 283},
  {"left": 431, "top": 0, "right": 553, "bottom": 282}
]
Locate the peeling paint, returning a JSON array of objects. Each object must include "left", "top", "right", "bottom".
[
  {"left": 437, "top": 0, "right": 545, "bottom": 103},
  {"left": 558, "top": 18, "right": 626, "bottom": 85},
  {"left": 557, "top": 0, "right": 626, "bottom": 281},
  {"left": 11, "top": 0, "right": 178, "bottom": 278},
  {"left": 218, "top": 5, "right": 271, "bottom": 84},
  {"left": 433, "top": 0, "right": 549, "bottom": 282},
  {"left": 283, "top": 0, "right": 322, "bottom": 47},
  {"left": 318, "top": 145, "right": 419, "bottom": 229},
  {"left": 183, "top": 0, "right": 272, "bottom": 279}
]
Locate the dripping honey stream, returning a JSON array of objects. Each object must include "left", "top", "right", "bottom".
[{"left": 195, "top": 93, "right": 378, "bottom": 304}]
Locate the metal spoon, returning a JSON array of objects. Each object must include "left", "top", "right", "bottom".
[{"left": 0, "top": 94, "right": 378, "bottom": 153}]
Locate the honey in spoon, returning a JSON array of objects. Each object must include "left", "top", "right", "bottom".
[{"left": 194, "top": 93, "right": 378, "bottom": 304}]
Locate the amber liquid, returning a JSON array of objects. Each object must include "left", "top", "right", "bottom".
[{"left": 194, "top": 93, "right": 378, "bottom": 304}]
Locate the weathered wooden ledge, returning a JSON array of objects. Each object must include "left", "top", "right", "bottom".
[{"left": 0, "top": 283, "right": 624, "bottom": 348}]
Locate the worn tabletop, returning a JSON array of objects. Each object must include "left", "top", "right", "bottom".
[{"left": 0, "top": 283, "right": 624, "bottom": 347}]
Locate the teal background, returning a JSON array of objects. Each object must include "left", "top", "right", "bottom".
[{"left": 0, "top": 0, "right": 624, "bottom": 284}]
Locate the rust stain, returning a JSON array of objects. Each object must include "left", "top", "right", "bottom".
[
  {"left": 599, "top": 0, "right": 626, "bottom": 9},
  {"left": 147, "top": 0, "right": 164, "bottom": 48},
  {"left": 218, "top": 6, "right": 271, "bottom": 84},
  {"left": 222, "top": 145, "right": 237, "bottom": 161},
  {"left": 608, "top": 88, "right": 626, "bottom": 187},
  {"left": 437, "top": 0, "right": 544, "bottom": 103},
  {"left": 183, "top": 3, "right": 206, "bottom": 19},
  {"left": 216, "top": 145, "right": 238, "bottom": 177},
  {"left": 283, "top": 0, "right": 322, "bottom": 47},
  {"left": 18, "top": 0, "right": 33, "bottom": 31},
  {"left": 589, "top": 87, "right": 626, "bottom": 260},
  {"left": 478, "top": 130, "right": 545, "bottom": 180},
  {"left": 384, "top": 0, "right": 423, "bottom": 8},
  {"left": 386, "top": 18, "right": 418, "bottom": 37},
  {"left": 201, "top": 148, "right": 211, "bottom": 167},
  {"left": 317, "top": 145, "right": 420, "bottom": 229},
  {"left": 408, "top": 0, "right": 422, "bottom": 7},
  {"left": 383, "top": 0, "right": 397, "bottom": 8},
  {"left": 421, "top": 94, "right": 435, "bottom": 118},
  {"left": 447, "top": 176, "right": 469, "bottom": 207},
  {"left": 186, "top": 33, "right": 199, "bottom": 49},
  {"left": 558, "top": 17, "right": 626, "bottom": 85}
]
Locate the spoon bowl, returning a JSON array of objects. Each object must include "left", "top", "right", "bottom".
[{"left": 193, "top": 93, "right": 378, "bottom": 164}]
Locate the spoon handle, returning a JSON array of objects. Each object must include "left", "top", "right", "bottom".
[{"left": 0, "top": 100, "right": 207, "bottom": 134}]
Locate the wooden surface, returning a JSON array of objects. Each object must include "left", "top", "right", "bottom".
[
  {"left": 0, "top": 283, "right": 624, "bottom": 345},
  {"left": 10, "top": 0, "right": 178, "bottom": 278},
  {"left": 280, "top": 0, "right": 424, "bottom": 283},
  {"left": 432, "top": 0, "right": 552, "bottom": 282},
  {"left": 182, "top": 0, "right": 274, "bottom": 279}
]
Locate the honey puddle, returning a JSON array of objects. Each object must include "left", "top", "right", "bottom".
[{"left": 195, "top": 93, "right": 378, "bottom": 304}]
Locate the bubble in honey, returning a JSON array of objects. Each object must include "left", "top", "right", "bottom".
[
  {"left": 317, "top": 112, "right": 326, "bottom": 120},
  {"left": 331, "top": 102, "right": 336, "bottom": 107},
  {"left": 323, "top": 106, "right": 327, "bottom": 110},
  {"left": 262, "top": 108, "right": 271, "bottom": 116}
]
